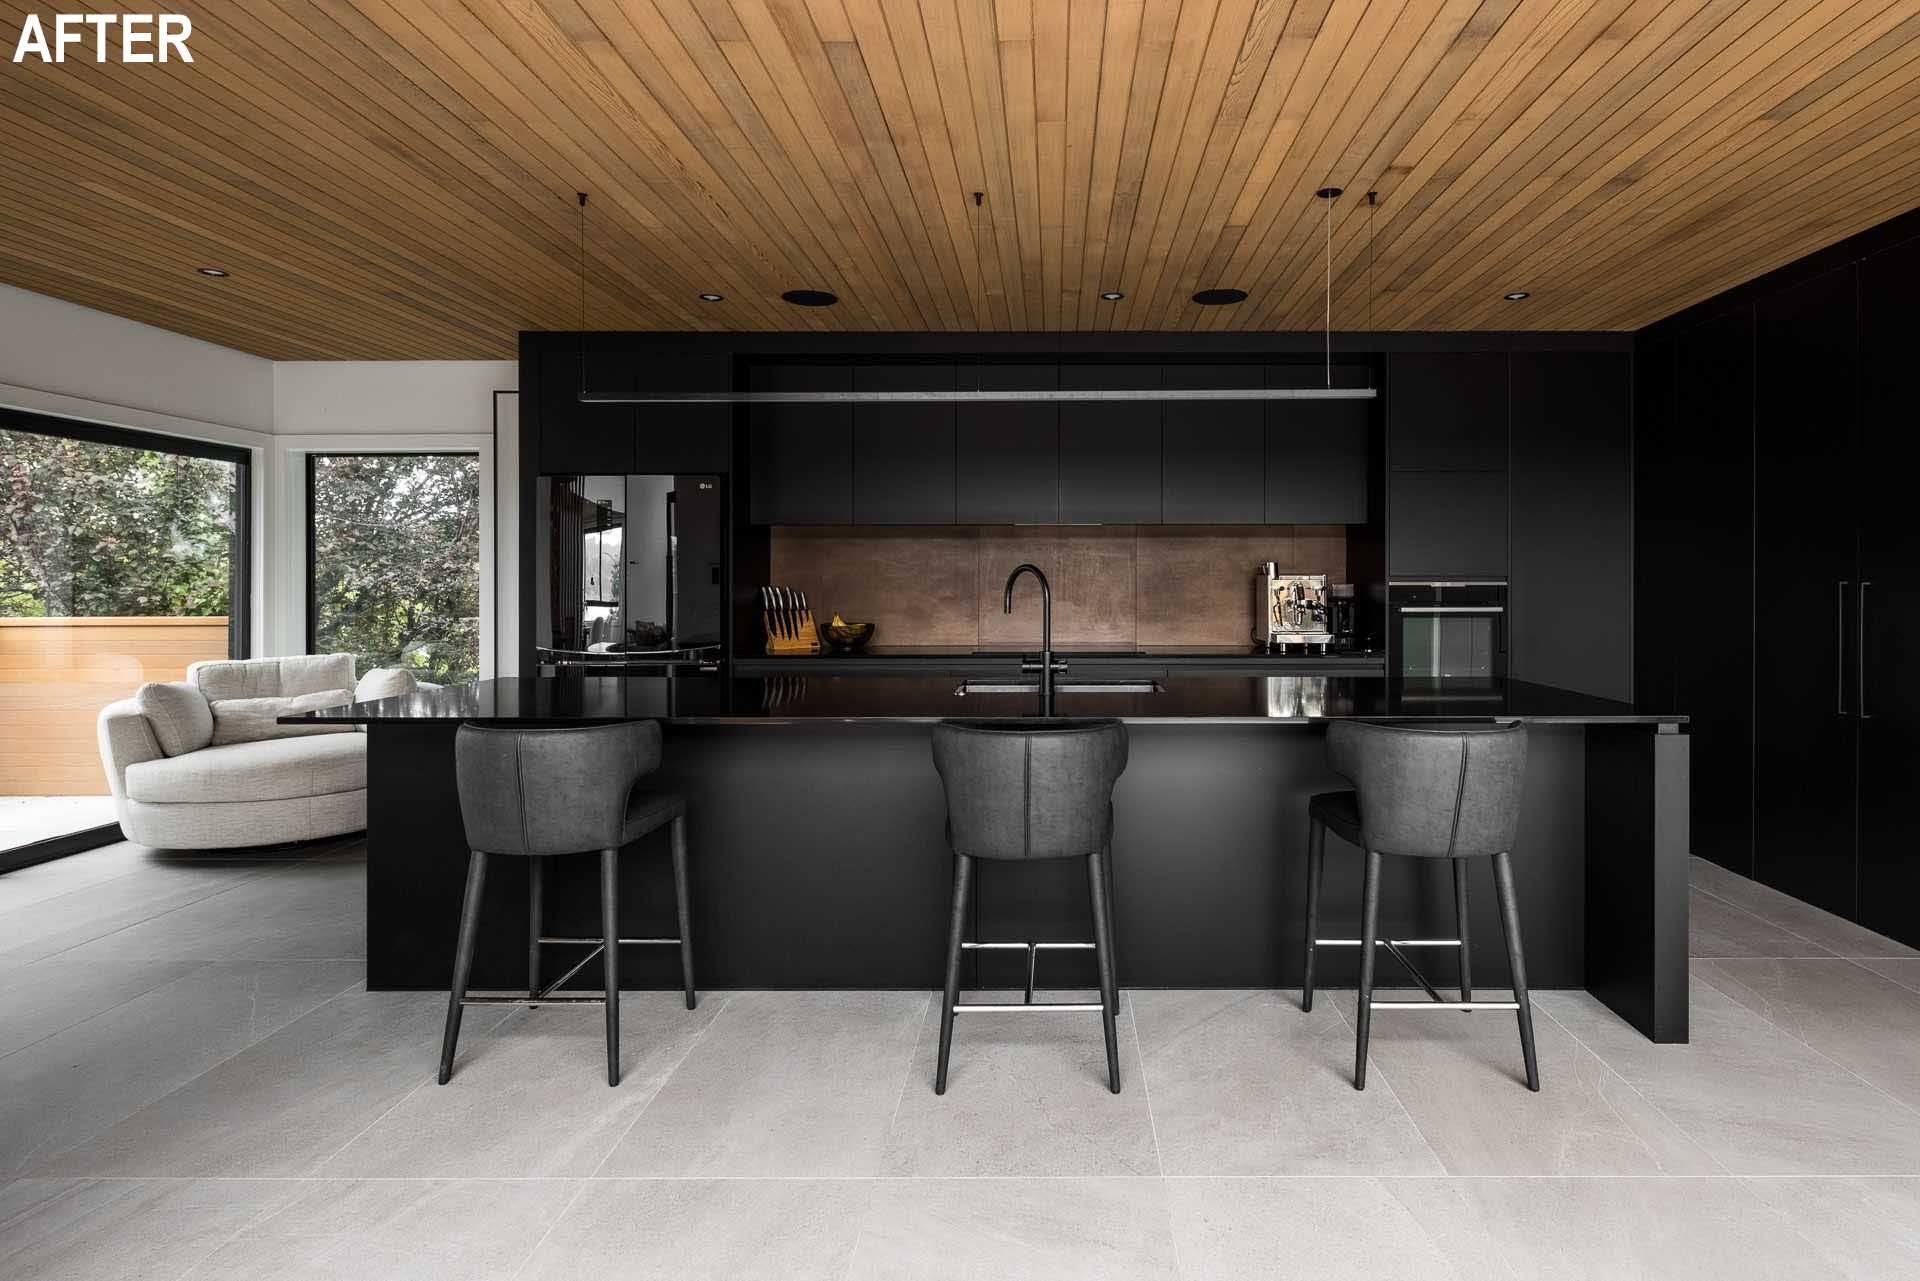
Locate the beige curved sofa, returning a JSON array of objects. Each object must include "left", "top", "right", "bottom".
[{"left": 96, "top": 654, "right": 418, "bottom": 850}]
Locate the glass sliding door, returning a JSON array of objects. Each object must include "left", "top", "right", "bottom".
[
  {"left": 307, "top": 453, "right": 480, "bottom": 684},
  {"left": 0, "top": 409, "right": 249, "bottom": 866}
]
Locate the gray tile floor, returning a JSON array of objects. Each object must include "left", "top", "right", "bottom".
[{"left": 4, "top": 841, "right": 1920, "bottom": 1279}]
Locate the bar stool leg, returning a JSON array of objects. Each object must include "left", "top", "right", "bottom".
[
  {"left": 1353, "top": 849, "right": 1382, "bottom": 1090},
  {"left": 601, "top": 847, "right": 621, "bottom": 1087},
  {"left": 934, "top": 853, "right": 973, "bottom": 1095},
  {"left": 439, "top": 849, "right": 488, "bottom": 1085},
  {"left": 1452, "top": 856, "right": 1473, "bottom": 1003},
  {"left": 671, "top": 814, "right": 696, "bottom": 1010},
  {"left": 1492, "top": 852, "right": 1541, "bottom": 1091},
  {"left": 1302, "top": 815, "right": 1325, "bottom": 1011},
  {"left": 527, "top": 857, "right": 545, "bottom": 1001},
  {"left": 1088, "top": 850, "right": 1122, "bottom": 1094}
]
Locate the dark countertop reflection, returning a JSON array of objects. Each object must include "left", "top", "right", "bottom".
[{"left": 293, "top": 675, "right": 1686, "bottom": 727}]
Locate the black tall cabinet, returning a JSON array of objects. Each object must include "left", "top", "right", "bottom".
[{"left": 1638, "top": 210, "right": 1920, "bottom": 947}]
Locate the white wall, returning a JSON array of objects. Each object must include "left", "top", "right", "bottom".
[{"left": 1, "top": 286, "right": 518, "bottom": 674}]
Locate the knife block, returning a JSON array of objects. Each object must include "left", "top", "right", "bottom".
[{"left": 763, "top": 608, "right": 822, "bottom": 654}]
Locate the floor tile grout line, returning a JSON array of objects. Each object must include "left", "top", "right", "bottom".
[
  {"left": 1687, "top": 964, "right": 1920, "bottom": 1129},
  {"left": 1326, "top": 987, "right": 1449, "bottom": 1176},
  {"left": 1529, "top": 996, "right": 1734, "bottom": 1177},
  {"left": 1691, "top": 864, "right": 1918, "bottom": 962},
  {"left": 0, "top": 960, "right": 222, "bottom": 1068},
  {"left": 505, "top": 1178, "right": 595, "bottom": 1281},
  {"left": 1126, "top": 994, "right": 1193, "bottom": 1281},
  {"left": 583, "top": 991, "right": 736, "bottom": 1179},
  {"left": 18, "top": 972, "right": 370, "bottom": 1180},
  {"left": 1690, "top": 883, "right": 1841, "bottom": 958},
  {"left": 877, "top": 991, "right": 933, "bottom": 1159},
  {"left": 13, "top": 849, "right": 360, "bottom": 969}
]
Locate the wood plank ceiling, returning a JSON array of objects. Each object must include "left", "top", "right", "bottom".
[{"left": 2, "top": 0, "right": 1917, "bottom": 359}]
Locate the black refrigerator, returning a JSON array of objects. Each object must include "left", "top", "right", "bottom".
[{"left": 534, "top": 474, "right": 725, "bottom": 671}]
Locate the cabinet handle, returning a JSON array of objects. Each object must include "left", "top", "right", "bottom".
[
  {"left": 1859, "top": 581, "right": 1872, "bottom": 720},
  {"left": 1837, "top": 581, "right": 1849, "bottom": 716}
]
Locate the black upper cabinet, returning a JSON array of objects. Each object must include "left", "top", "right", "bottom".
[
  {"left": 1509, "top": 351, "right": 1631, "bottom": 700},
  {"left": 1388, "top": 352, "right": 1508, "bottom": 470},
  {"left": 538, "top": 335, "right": 636, "bottom": 474},
  {"left": 1059, "top": 364, "right": 1161, "bottom": 523},
  {"left": 1266, "top": 363, "right": 1371, "bottom": 524},
  {"left": 853, "top": 364, "right": 956, "bottom": 524},
  {"left": 1388, "top": 470, "right": 1508, "bottom": 579},
  {"left": 1752, "top": 266, "right": 1859, "bottom": 918},
  {"left": 956, "top": 362, "right": 1058, "bottom": 524},
  {"left": 1162, "top": 364, "right": 1264, "bottom": 524},
  {"left": 748, "top": 364, "right": 852, "bottom": 524},
  {"left": 631, "top": 353, "right": 730, "bottom": 474}
]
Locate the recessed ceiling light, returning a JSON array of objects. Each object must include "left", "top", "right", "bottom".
[
  {"left": 698, "top": 293, "right": 724, "bottom": 302},
  {"left": 1192, "top": 288, "right": 1248, "bottom": 305},
  {"left": 1504, "top": 291, "right": 1530, "bottom": 300},
  {"left": 196, "top": 267, "right": 229, "bottom": 278},
  {"left": 1100, "top": 290, "right": 1125, "bottom": 301},
  {"left": 781, "top": 289, "right": 838, "bottom": 307}
]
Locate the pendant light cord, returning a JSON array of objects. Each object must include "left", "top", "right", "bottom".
[
  {"left": 1367, "top": 191, "right": 1377, "bottom": 335},
  {"left": 1324, "top": 190, "right": 1332, "bottom": 386},
  {"left": 577, "top": 191, "right": 588, "bottom": 395}
]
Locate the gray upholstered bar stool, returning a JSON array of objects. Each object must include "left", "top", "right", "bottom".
[
  {"left": 930, "top": 717, "right": 1129, "bottom": 1095},
  {"left": 1300, "top": 721, "right": 1539, "bottom": 1091},
  {"left": 439, "top": 720, "right": 695, "bottom": 1087}
]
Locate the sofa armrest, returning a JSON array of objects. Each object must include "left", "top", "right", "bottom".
[{"left": 97, "top": 698, "right": 165, "bottom": 800}]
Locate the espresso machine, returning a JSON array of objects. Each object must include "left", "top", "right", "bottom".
[{"left": 1254, "top": 566, "right": 1334, "bottom": 653}]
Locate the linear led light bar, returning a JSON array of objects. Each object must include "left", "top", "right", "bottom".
[{"left": 578, "top": 387, "right": 1377, "bottom": 404}]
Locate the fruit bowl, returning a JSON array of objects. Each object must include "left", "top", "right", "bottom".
[{"left": 820, "top": 616, "right": 875, "bottom": 650}]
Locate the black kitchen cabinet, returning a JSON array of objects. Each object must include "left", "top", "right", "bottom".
[
  {"left": 1059, "top": 364, "right": 1161, "bottom": 523},
  {"left": 853, "top": 364, "right": 955, "bottom": 524},
  {"left": 1753, "top": 267, "right": 1860, "bottom": 919},
  {"left": 1266, "top": 363, "right": 1371, "bottom": 524},
  {"left": 1668, "top": 311, "right": 1755, "bottom": 879},
  {"left": 1855, "top": 236, "right": 1920, "bottom": 941},
  {"left": 631, "top": 353, "right": 730, "bottom": 474},
  {"left": 956, "top": 362, "right": 1058, "bottom": 523},
  {"left": 538, "top": 334, "right": 637, "bottom": 474},
  {"left": 1162, "top": 364, "right": 1264, "bottom": 523},
  {"left": 1510, "top": 351, "right": 1631, "bottom": 700},
  {"left": 1387, "top": 352, "right": 1508, "bottom": 470},
  {"left": 748, "top": 363, "right": 853, "bottom": 524},
  {"left": 1388, "top": 470, "right": 1508, "bottom": 579}
]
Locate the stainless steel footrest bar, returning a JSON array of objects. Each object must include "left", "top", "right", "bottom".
[
  {"left": 1315, "top": 938, "right": 1462, "bottom": 947},
  {"left": 539, "top": 936, "right": 682, "bottom": 946},
  {"left": 1369, "top": 1001, "right": 1520, "bottom": 1011},
  {"left": 952, "top": 1003, "right": 1105, "bottom": 1014},
  {"left": 961, "top": 940, "right": 1094, "bottom": 1005}
]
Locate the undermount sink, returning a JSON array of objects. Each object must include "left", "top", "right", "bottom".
[{"left": 955, "top": 679, "right": 1164, "bottom": 696}]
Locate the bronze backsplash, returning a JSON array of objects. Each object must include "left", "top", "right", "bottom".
[{"left": 768, "top": 525, "right": 1348, "bottom": 648}]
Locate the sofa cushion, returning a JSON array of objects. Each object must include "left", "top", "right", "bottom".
[
  {"left": 190, "top": 654, "right": 357, "bottom": 701},
  {"left": 135, "top": 681, "right": 214, "bottom": 757},
  {"left": 354, "top": 667, "right": 418, "bottom": 703},
  {"left": 124, "top": 732, "right": 366, "bottom": 804},
  {"left": 209, "top": 689, "right": 355, "bottom": 746}
]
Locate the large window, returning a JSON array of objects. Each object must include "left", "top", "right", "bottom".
[
  {"left": 1, "top": 410, "right": 248, "bottom": 860},
  {"left": 308, "top": 452, "right": 480, "bottom": 685}
]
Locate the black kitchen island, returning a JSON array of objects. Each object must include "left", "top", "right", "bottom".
[{"left": 298, "top": 674, "right": 1690, "bottom": 1042}]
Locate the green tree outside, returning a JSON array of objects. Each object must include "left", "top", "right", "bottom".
[
  {"left": 310, "top": 453, "right": 480, "bottom": 684},
  {"left": 1, "top": 428, "right": 234, "bottom": 619}
]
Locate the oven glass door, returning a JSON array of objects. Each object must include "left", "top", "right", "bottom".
[{"left": 1392, "top": 584, "right": 1507, "bottom": 679}]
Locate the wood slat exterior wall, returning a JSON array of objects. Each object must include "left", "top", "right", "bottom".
[{"left": 0, "top": 617, "right": 230, "bottom": 796}]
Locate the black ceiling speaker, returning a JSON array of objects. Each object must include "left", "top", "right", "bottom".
[
  {"left": 781, "top": 289, "right": 839, "bottom": 307},
  {"left": 1192, "top": 288, "right": 1248, "bottom": 305}
]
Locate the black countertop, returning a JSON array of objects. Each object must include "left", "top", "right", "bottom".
[{"left": 294, "top": 674, "right": 1685, "bottom": 727}]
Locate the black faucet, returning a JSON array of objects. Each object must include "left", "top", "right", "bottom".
[{"left": 1003, "top": 562, "right": 1054, "bottom": 716}]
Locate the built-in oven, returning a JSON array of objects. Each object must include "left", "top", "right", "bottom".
[{"left": 1389, "top": 581, "right": 1507, "bottom": 680}]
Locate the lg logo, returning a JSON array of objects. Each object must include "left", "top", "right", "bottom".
[{"left": 12, "top": 13, "right": 193, "bottom": 63}]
